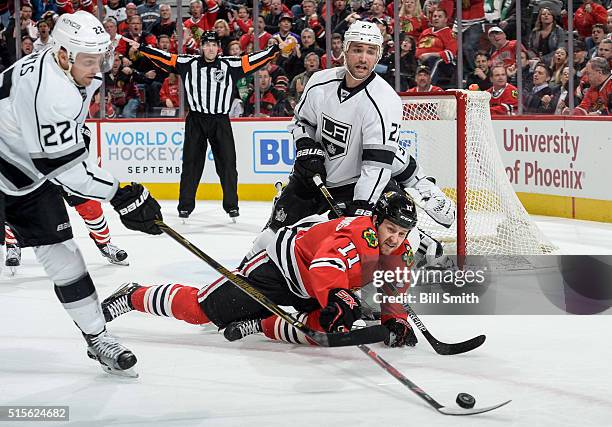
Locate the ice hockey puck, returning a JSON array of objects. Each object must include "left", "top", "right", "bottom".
[{"left": 456, "top": 393, "right": 475, "bottom": 409}]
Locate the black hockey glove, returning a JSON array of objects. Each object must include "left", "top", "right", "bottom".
[
  {"left": 111, "top": 183, "right": 163, "bottom": 235},
  {"left": 293, "top": 138, "right": 326, "bottom": 189},
  {"left": 81, "top": 125, "right": 92, "bottom": 150},
  {"left": 384, "top": 318, "right": 418, "bottom": 347},
  {"left": 319, "top": 288, "right": 362, "bottom": 333},
  {"left": 343, "top": 200, "right": 374, "bottom": 217}
]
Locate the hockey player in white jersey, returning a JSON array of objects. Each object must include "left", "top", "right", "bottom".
[
  {"left": 0, "top": 11, "right": 163, "bottom": 376},
  {"left": 248, "top": 20, "right": 454, "bottom": 263}
]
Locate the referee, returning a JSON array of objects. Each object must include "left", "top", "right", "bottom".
[{"left": 125, "top": 32, "right": 285, "bottom": 221}]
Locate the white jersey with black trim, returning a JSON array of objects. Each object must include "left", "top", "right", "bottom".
[
  {"left": 289, "top": 67, "right": 402, "bottom": 204},
  {"left": 0, "top": 49, "right": 118, "bottom": 199}
]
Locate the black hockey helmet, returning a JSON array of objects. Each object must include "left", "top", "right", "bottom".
[
  {"left": 201, "top": 30, "right": 219, "bottom": 44},
  {"left": 373, "top": 190, "right": 417, "bottom": 231}
]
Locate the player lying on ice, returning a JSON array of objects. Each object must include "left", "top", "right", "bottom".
[{"left": 102, "top": 190, "right": 419, "bottom": 347}]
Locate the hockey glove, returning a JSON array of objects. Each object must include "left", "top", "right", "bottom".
[
  {"left": 111, "top": 183, "right": 163, "bottom": 235},
  {"left": 81, "top": 125, "right": 92, "bottom": 151},
  {"left": 343, "top": 200, "right": 374, "bottom": 217},
  {"left": 384, "top": 318, "right": 418, "bottom": 347},
  {"left": 319, "top": 288, "right": 362, "bottom": 333},
  {"left": 293, "top": 138, "right": 326, "bottom": 189},
  {"left": 408, "top": 176, "right": 455, "bottom": 228}
]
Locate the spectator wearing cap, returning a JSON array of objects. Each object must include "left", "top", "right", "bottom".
[
  {"left": 573, "top": 39, "right": 590, "bottom": 76},
  {"left": 487, "top": 64, "right": 519, "bottom": 115},
  {"left": 321, "top": 32, "right": 345, "bottom": 68},
  {"left": 32, "top": 19, "right": 53, "bottom": 53},
  {"left": 275, "top": 13, "right": 301, "bottom": 44},
  {"left": 383, "top": 34, "right": 417, "bottom": 91},
  {"left": 588, "top": 23, "right": 606, "bottom": 55},
  {"left": 416, "top": 8, "right": 457, "bottom": 87},
  {"left": 138, "top": 0, "right": 161, "bottom": 33},
  {"left": 151, "top": 4, "right": 177, "bottom": 40},
  {"left": 466, "top": 51, "right": 492, "bottom": 91},
  {"left": 105, "top": 0, "right": 127, "bottom": 29},
  {"left": 408, "top": 65, "right": 444, "bottom": 92},
  {"left": 116, "top": 14, "right": 157, "bottom": 55},
  {"left": 488, "top": 26, "right": 527, "bottom": 68},
  {"left": 524, "top": 63, "right": 555, "bottom": 114},
  {"left": 289, "top": 51, "right": 320, "bottom": 100},
  {"left": 265, "top": 0, "right": 290, "bottom": 35},
  {"left": 528, "top": 7, "right": 566, "bottom": 64},
  {"left": 571, "top": 57, "right": 612, "bottom": 114},
  {"left": 574, "top": 0, "right": 608, "bottom": 38}
]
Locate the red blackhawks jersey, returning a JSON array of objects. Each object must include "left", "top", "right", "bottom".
[
  {"left": 266, "top": 215, "right": 413, "bottom": 321},
  {"left": 487, "top": 83, "right": 518, "bottom": 115},
  {"left": 489, "top": 40, "right": 526, "bottom": 68},
  {"left": 574, "top": 75, "right": 612, "bottom": 115},
  {"left": 416, "top": 27, "right": 457, "bottom": 64}
]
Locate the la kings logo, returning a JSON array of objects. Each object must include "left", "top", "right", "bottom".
[{"left": 321, "top": 113, "right": 351, "bottom": 160}]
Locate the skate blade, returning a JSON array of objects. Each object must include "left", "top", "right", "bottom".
[
  {"left": 231, "top": 217, "right": 237, "bottom": 224},
  {"left": 108, "top": 259, "right": 130, "bottom": 266},
  {"left": 101, "top": 364, "right": 139, "bottom": 378},
  {"left": 7, "top": 266, "right": 17, "bottom": 276}
]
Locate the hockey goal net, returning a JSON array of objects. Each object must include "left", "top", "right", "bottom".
[{"left": 400, "top": 90, "right": 556, "bottom": 256}]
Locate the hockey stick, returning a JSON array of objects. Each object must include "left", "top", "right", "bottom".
[
  {"left": 312, "top": 175, "right": 486, "bottom": 355},
  {"left": 155, "top": 220, "right": 388, "bottom": 348},
  {"left": 357, "top": 344, "right": 511, "bottom": 415}
]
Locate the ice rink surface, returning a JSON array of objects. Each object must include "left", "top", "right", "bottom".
[{"left": 1, "top": 201, "right": 611, "bottom": 427}]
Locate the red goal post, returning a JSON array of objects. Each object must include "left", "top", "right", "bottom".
[{"left": 399, "top": 90, "right": 556, "bottom": 256}]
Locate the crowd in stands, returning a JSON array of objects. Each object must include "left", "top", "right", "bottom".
[{"left": 1, "top": 0, "right": 612, "bottom": 117}]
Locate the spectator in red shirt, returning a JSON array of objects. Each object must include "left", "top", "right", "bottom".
[
  {"left": 574, "top": 0, "right": 607, "bottom": 38},
  {"left": 487, "top": 64, "right": 519, "bottom": 115},
  {"left": 117, "top": 15, "right": 158, "bottom": 55},
  {"left": 416, "top": 8, "right": 457, "bottom": 86},
  {"left": 56, "top": 0, "right": 93, "bottom": 15},
  {"left": 240, "top": 15, "right": 273, "bottom": 51},
  {"left": 320, "top": 32, "right": 345, "bottom": 69},
  {"left": 488, "top": 26, "right": 527, "bottom": 68},
  {"left": 396, "top": 0, "right": 428, "bottom": 40},
  {"left": 160, "top": 73, "right": 180, "bottom": 108},
  {"left": 572, "top": 57, "right": 612, "bottom": 115},
  {"left": 408, "top": 65, "right": 444, "bottom": 92},
  {"left": 118, "top": 2, "right": 138, "bottom": 34}
]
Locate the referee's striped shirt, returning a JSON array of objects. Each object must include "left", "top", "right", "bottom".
[{"left": 139, "top": 44, "right": 280, "bottom": 114}]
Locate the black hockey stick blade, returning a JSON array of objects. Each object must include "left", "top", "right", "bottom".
[
  {"left": 436, "top": 400, "right": 512, "bottom": 416},
  {"left": 156, "top": 220, "right": 388, "bottom": 347},
  {"left": 358, "top": 344, "right": 511, "bottom": 416},
  {"left": 404, "top": 303, "right": 486, "bottom": 355}
]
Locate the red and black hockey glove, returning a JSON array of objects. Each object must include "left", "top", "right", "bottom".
[
  {"left": 293, "top": 137, "right": 326, "bottom": 189},
  {"left": 319, "top": 288, "right": 362, "bottom": 333},
  {"left": 111, "top": 183, "right": 163, "bottom": 235},
  {"left": 384, "top": 318, "right": 418, "bottom": 347}
]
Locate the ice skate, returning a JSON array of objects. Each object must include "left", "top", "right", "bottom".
[
  {"left": 84, "top": 328, "right": 138, "bottom": 377},
  {"left": 5, "top": 244, "right": 21, "bottom": 276},
  {"left": 228, "top": 209, "right": 239, "bottom": 223},
  {"left": 98, "top": 243, "right": 129, "bottom": 266},
  {"left": 102, "top": 282, "right": 142, "bottom": 322},
  {"left": 223, "top": 319, "right": 262, "bottom": 341},
  {"left": 178, "top": 211, "right": 190, "bottom": 224}
]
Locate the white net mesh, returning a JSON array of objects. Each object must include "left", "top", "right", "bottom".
[{"left": 401, "top": 90, "right": 557, "bottom": 255}]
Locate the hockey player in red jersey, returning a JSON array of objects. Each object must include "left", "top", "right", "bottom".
[
  {"left": 487, "top": 65, "right": 518, "bottom": 115},
  {"left": 102, "top": 191, "right": 419, "bottom": 348}
]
